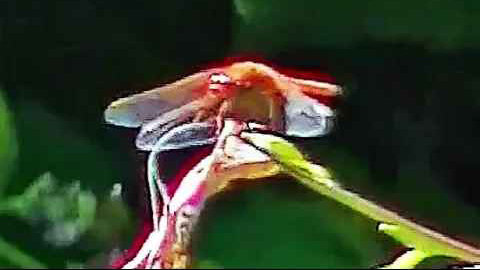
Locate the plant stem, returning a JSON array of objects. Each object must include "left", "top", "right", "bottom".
[
  {"left": 0, "top": 236, "right": 47, "bottom": 268},
  {"left": 241, "top": 132, "right": 480, "bottom": 264},
  {"left": 0, "top": 200, "right": 46, "bottom": 268},
  {"left": 293, "top": 163, "right": 480, "bottom": 262},
  {"left": 380, "top": 250, "right": 428, "bottom": 269}
]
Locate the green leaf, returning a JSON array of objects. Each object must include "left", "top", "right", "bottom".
[
  {"left": 0, "top": 90, "right": 18, "bottom": 197},
  {"left": 1, "top": 172, "right": 97, "bottom": 247}
]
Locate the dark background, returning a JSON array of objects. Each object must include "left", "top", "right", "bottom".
[{"left": 1, "top": 0, "right": 480, "bottom": 268}]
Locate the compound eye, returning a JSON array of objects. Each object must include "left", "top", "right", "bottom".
[{"left": 209, "top": 73, "right": 231, "bottom": 84}]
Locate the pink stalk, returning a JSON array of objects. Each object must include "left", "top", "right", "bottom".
[{"left": 111, "top": 120, "right": 277, "bottom": 269}]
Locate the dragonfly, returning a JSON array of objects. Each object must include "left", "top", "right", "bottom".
[
  {"left": 110, "top": 119, "right": 280, "bottom": 268},
  {"left": 104, "top": 61, "right": 342, "bottom": 152},
  {"left": 104, "top": 61, "right": 342, "bottom": 268}
]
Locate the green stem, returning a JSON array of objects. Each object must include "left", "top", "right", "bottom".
[
  {"left": 0, "top": 236, "right": 47, "bottom": 268},
  {"left": 292, "top": 163, "right": 480, "bottom": 262},
  {"left": 241, "top": 132, "right": 480, "bottom": 265},
  {"left": 0, "top": 199, "right": 46, "bottom": 268},
  {"left": 380, "top": 249, "right": 428, "bottom": 269}
]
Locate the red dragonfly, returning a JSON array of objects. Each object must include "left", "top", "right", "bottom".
[
  {"left": 104, "top": 61, "right": 342, "bottom": 268},
  {"left": 110, "top": 120, "right": 279, "bottom": 269},
  {"left": 104, "top": 61, "right": 342, "bottom": 152}
]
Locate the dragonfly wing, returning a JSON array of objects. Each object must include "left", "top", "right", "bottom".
[
  {"left": 148, "top": 121, "right": 217, "bottom": 153},
  {"left": 104, "top": 71, "right": 210, "bottom": 128},
  {"left": 278, "top": 74, "right": 341, "bottom": 137},
  {"left": 135, "top": 96, "right": 221, "bottom": 151},
  {"left": 287, "top": 77, "right": 342, "bottom": 97},
  {"left": 283, "top": 91, "right": 335, "bottom": 137}
]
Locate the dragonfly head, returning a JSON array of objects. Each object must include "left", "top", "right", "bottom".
[
  {"left": 221, "top": 62, "right": 278, "bottom": 91},
  {"left": 208, "top": 72, "right": 235, "bottom": 93}
]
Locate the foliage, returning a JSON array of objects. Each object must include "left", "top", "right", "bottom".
[
  {"left": 1, "top": 172, "right": 97, "bottom": 247},
  {"left": 0, "top": 90, "right": 18, "bottom": 196},
  {"left": 242, "top": 132, "right": 480, "bottom": 268},
  {"left": 2, "top": 0, "right": 480, "bottom": 268}
]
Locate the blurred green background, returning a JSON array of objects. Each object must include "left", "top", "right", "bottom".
[{"left": 1, "top": 0, "right": 480, "bottom": 268}]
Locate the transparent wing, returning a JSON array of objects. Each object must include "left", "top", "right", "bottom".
[
  {"left": 104, "top": 71, "right": 210, "bottom": 128},
  {"left": 135, "top": 96, "right": 221, "bottom": 151},
  {"left": 148, "top": 121, "right": 217, "bottom": 153},
  {"left": 279, "top": 76, "right": 341, "bottom": 137},
  {"left": 283, "top": 90, "right": 335, "bottom": 137}
]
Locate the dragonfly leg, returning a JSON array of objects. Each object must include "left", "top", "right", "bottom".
[
  {"left": 215, "top": 99, "right": 232, "bottom": 136},
  {"left": 192, "top": 109, "right": 209, "bottom": 122},
  {"left": 147, "top": 133, "right": 181, "bottom": 229}
]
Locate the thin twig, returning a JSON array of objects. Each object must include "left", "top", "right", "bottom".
[{"left": 241, "top": 132, "right": 480, "bottom": 265}]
